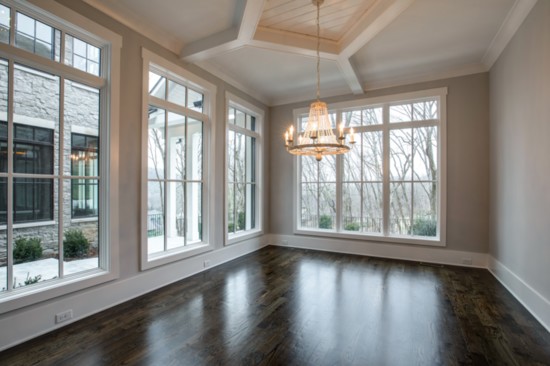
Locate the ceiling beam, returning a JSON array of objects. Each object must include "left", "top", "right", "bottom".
[
  {"left": 336, "top": 57, "right": 363, "bottom": 94},
  {"left": 180, "top": 0, "right": 266, "bottom": 63}
]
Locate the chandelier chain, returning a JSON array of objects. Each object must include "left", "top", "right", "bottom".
[{"left": 316, "top": 1, "right": 320, "bottom": 100}]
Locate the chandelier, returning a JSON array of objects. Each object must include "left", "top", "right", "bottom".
[{"left": 284, "top": 0, "right": 355, "bottom": 161}]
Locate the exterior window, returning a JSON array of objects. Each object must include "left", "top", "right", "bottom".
[
  {"left": 0, "top": 0, "right": 118, "bottom": 301},
  {"left": 65, "top": 35, "right": 100, "bottom": 76},
  {"left": 0, "top": 4, "right": 9, "bottom": 44},
  {"left": 226, "top": 101, "right": 262, "bottom": 241},
  {"left": 15, "top": 12, "right": 61, "bottom": 61},
  {"left": 296, "top": 89, "right": 446, "bottom": 245},
  {"left": 142, "top": 49, "right": 214, "bottom": 268},
  {"left": 71, "top": 133, "right": 98, "bottom": 218},
  {"left": 0, "top": 122, "right": 55, "bottom": 223}
]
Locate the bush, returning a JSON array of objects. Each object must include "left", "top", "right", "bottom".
[
  {"left": 64, "top": 229, "right": 90, "bottom": 258},
  {"left": 24, "top": 273, "right": 42, "bottom": 285},
  {"left": 237, "top": 211, "right": 246, "bottom": 230},
  {"left": 13, "top": 237, "right": 43, "bottom": 264},
  {"left": 228, "top": 223, "right": 235, "bottom": 233},
  {"left": 411, "top": 218, "right": 437, "bottom": 237},
  {"left": 319, "top": 215, "right": 333, "bottom": 229},
  {"left": 344, "top": 222, "right": 360, "bottom": 231}
]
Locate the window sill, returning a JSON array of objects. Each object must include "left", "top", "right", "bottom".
[
  {"left": 0, "top": 267, "right": 117, "bottom": 315},
  {"left": 71, "top": 217, "right": 98, "bottom": 224},
  {"left": 227, "top": 229, "right": 263, "bottom": 246},
  {"left": 0, "top": 220, "right": 57, "bottom": 231},
  {"left": 142, "top": 242, "right": 213, "bottom": 271},
  {"left": 294, "top": 228, "right": 445, "bottom": 247}
]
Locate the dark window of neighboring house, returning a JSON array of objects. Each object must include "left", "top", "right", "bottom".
[
  {"left": 71, "top": 133, "right": 98, "bottom": 218},
  {"left": 0, "top": 122, "right": 54, "bottom": 223}
]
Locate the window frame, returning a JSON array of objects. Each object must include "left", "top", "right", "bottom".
[
  {"left": 0, "top": 0, "right": 121, "bottom": 314},
  {"left": 225, "top": 92, "right": 264, "bottom": 245},
  {"left": 293, "top": 88, "right": 447, "bottom": 247},
  {"left": 140, "top": 48, "right": 216, "bottom": 270}
]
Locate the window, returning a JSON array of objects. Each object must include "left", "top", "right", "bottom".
[
  {"left": 226, "top": 94, "right": 263, "bottom": 243},
  {"left": 296, "top": 88, "right": 446, "bottom": 245},
  {"left": 142, "top": 49, "right": 215, "bottom": 268},
  {"left": 0, "top": 122, "right": 55, "bottom": 223},
  {"left": 71, "top": 133, "right": 99, "bottom": 218},
  {"left": 65, "top": 35, "right": 100, "bottom": 76},
  {"left": 15, "top": 12, "right": 60, "bottom": 61},
  {"left": 0, "top": 0, "right": 120, "bottom": 310}
]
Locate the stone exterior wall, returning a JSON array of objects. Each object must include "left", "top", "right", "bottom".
[{"left": 0, "top": 64, "right": 99, "bottom": 265}]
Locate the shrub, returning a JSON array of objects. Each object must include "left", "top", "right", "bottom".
[
  {"left": 319, "top": 214, "right": 333, "bottom": 229},
  {"left": 228, "top": 223, "right": 235, "bottom": 233},
  {"left": 24, "top": 273, "right": 42, "bottom": 285},
  {"left": 237, "top": 211, "right": 246, "bottom": 230},
  {"left": 344, "top": 222, "right": 360, "bottom": 231},
  {"left": 13, "top": 237, "right": 43, "bottom": 264},
  {"left": 64, "top": 229, "right": 90, "bottom": 258},
  {"left": 411, "top": 218, "right": 437, "bottom": 237}
]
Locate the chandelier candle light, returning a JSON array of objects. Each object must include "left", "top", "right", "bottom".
[{"left": 284, "top": 0, "right": 355, "bottom": 161}]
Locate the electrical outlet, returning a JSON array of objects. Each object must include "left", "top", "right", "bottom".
[
  {"left": 281, "top": 239, "right": 288, "bottom": 246},
  {"left": 462, "top": 258, "right": 473, "bottom": 265},
  {"left": 203, "top": 260, "right": 211, "bottom": 268},
  {"left": 55, "top": 309, "right": 73, "bottom": 324}
]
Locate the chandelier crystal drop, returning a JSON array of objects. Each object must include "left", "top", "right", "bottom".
[{"left": 284, "top": 0, "right": 355, "bottom": 161}]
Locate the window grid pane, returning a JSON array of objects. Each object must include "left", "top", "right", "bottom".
[
  {"left": 227, "top": 106, "right": 259, "bottom": 237},
  {"left": 0, "top": 2, "right": 109, "bottom": 295},
  {"left": 298, "top": 96, "right": 440, "bottom": 240},
  {"left": 147, "top": 100, "right": 205, "bottom": 255}
]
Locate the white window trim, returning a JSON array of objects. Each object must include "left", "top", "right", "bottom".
[
  {"left": 71, "top": 125, "right": 98, "bottom": 136},
  {"left": 225, "top": 92, "right": 264, "bottom": 246},
  {"left": 140, "top": 48, "right": 217, "bottom": 270},
  {"left": 293, "top": 87, "right": 447, "bottom": 247},
  {"left": 0, "top": 0, "right": 121, "bottom": 314}
]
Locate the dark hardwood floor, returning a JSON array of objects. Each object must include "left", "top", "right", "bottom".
[{"left": 1, "top": 246, "right": 549, "bottom": 366}]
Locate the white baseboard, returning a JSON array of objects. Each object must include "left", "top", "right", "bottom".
[
  {"left": 0, "top": 237, "right": 269, "bottom": 352},
  {"left": 488, "top": 256, "right": 550, "bottom": 333},
  {"left": 271, "top": 234, "right": 489, "bottom": 268}
]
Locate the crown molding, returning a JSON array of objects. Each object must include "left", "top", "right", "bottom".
[
  {"left": 482, "top": 0, "right": 539, "bottom": 69},
  {"left": 363, "top": 63, "right": 488, "bottom": 92}
]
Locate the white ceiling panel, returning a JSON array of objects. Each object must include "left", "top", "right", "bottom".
[
  {"left": 88, "top": 0, "right": 239, "bottom": 45},
  {"left": 352, "top": 0, "right": 515, "bottom": 87},
  {"left": 200, "top": 46, "right": 349, "bottom": 105}
]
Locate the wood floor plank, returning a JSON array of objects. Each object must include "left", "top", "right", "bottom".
[{"left": 1, "top": 246, "right": 549, "bottom": 366}]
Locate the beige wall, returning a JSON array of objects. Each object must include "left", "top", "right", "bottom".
[
  {"left": 270, "top": 73, "right": 490, "bottom": 253},
  {"left": 489, "top": 0, "right": 550, "bottom": 301}
]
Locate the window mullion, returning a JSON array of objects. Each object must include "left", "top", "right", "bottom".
[
  {"left": 382, "top": 104, "right": 390, "bottom": 236},
  {"left": 6, "top": 58, "right": 14, "bottom": 291},
  {"left": 183, "top": 117, "right": 188, "bottom": 246},
  {"left": 163, "top": 110, "right": 168, "bottom": 252},
  {"left": 410, "top": 128, "right": 415, "bottom": 235},
  {"left": 58, "top": 76, "right": 65, "bottom": 278},
  {"left": 233, "top": 133, "right": 237, "bottom": 234},
  {"left": 335, "top": 113, "right": 342, "bottom": 232}
]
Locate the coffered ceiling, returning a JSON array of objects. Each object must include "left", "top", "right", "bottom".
[{"left": 83, "top": 0, "right": 538, "bottom": 106}]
